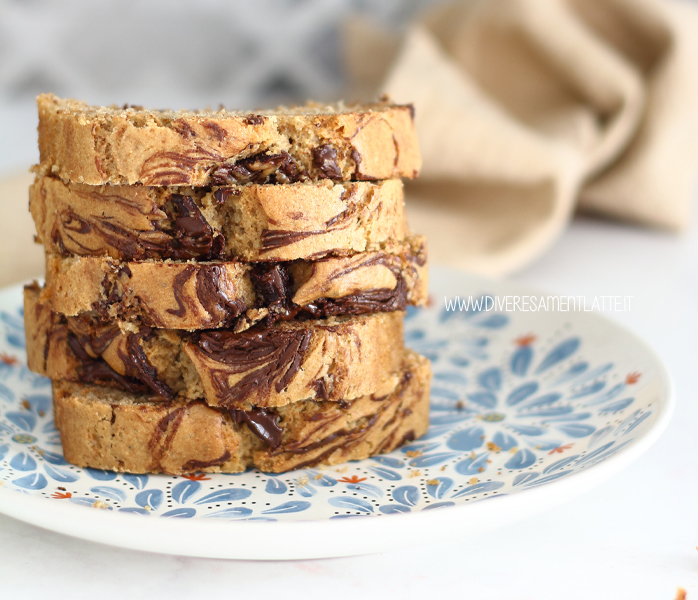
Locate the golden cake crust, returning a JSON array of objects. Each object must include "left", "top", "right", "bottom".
[
  {"left": 52, "top": 351, "right": 431, "bottom": 474},
  {"left": 30, "top": 176, "right": 406, "bottom": 262},
  {"left": 25, "top": 284, "right": 406, "bottom": 409},
  {"left": 35, "top": 94, "right": 421, "bottom": 186},
  {"left": 42, "top": 236, "right": 428, "bottom": 330}
]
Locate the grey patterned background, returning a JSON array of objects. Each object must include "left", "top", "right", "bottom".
[{"left": 0, "top": 0, "right": 445, "bottom": 172}]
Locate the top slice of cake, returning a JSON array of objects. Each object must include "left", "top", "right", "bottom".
[{"left": 35, "top": 94, "right": 421, "bottom": 186}]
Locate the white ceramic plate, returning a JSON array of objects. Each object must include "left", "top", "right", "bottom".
[{"left": 0, "top": 266, "right": 673, "bottom": 559}]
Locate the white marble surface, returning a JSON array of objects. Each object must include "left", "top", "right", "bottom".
[
  {"left": 0, "top": 0, "right": 695, "bottom": 592},
  {"left": 0, "top": 213, "right": 695, "bottom": 599}
]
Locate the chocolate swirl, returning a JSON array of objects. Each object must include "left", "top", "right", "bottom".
[
  {"left": 271, "top": 370, "right": 415, "bottom": 469},
  {"left": 195, "top": 265, "right": 247, "bottom": 323},
  {"left": 165, "top": 264, "right": 246, "bottom": 325},
  {"left": 250, "top": 255, "right": 409, "bottom": 324},
  {"left": 66, "top": 334, "right": 153, "bottom": 396},
  {"left": 210, "top": 151, "right": 303, "bottom": 185},
  {"left": 228, "top": 408, "right": 282, "bottom": 448},
  {"left": 149, "top": 402, "right": 283, "bottom": 455},
  {"left": 139, "top": 147, "right": 224, "bottom": 186},
  {"left": 257, "top": 187, "right": 359, "bottom": 254},
  {"left": 162, "top": 194, "right": 225, "bottom": 260},
  {"left": 300, "top": 278, "right": 408, "bottom": 318},
  {"left": 48, "top": 187, "right": 225, "bottom": 262},
  {"left": 312, "top": 144, "right": 342, "bottom": 179},
  {"left": 196, "top": 327, "right": 311, "bottom": 407},
  {"left": 182, "top": 450, "right": 233, "bottom": 471}
]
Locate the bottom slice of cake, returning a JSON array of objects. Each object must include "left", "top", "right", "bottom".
[{"left": 53, "top": 350, "right": 431, "bottom": 474}]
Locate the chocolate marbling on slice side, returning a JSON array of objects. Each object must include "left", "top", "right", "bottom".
[
  {"left": 43, "top": 236, "right": 427, "bottom": 330},
  {"left": 52, "top": 351, "right": 431, "bottom": 475},
  {"left": 25, "top": 284, "right": 406, "bottom": 409},
  {"left": 36, "top": 94, "right": 420, "bottom": 186},
  {"left": 31, "top": 176, "right": 407, "bottom": 262}
]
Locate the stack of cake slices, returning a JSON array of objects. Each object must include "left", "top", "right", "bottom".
[{"left": 24, "top": 93, "right": 431, "bottom": 475}]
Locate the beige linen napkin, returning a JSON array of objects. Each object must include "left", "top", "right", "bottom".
[
  {"left": 345, "top": 0, "right": 698, "bottom": 274},
  {"left": 0, "top": 172, "right": 44, "bottom": 288}
]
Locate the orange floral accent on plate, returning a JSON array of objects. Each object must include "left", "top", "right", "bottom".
[
  {"left": 549, "top": 444, "right": 573, "bottom": 455},
  {"left": 338, "top": 475, "right": 366, "bottom": 484},
  {"left": 0, "top": 352, "right": 18, "bottom": 365},
  {"left": 51, "top": 492, "right": 72, "bottom": 499},
  {"left": 182, "top": 473, "right": 211, "bottom": 481},
  {"left": 626, "top": 372, "right": 641, "bottom": 385},
  {"left": 515, "top": 334, "right": 536, "bottom": 347}
]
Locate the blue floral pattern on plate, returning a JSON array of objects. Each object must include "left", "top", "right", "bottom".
[{"left": 0, "top": 282, "right": 665, "bottom": 521}]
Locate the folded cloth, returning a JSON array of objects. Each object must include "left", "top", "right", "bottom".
[
  {"left": 0, "top": 172, "right": 44, "bottom": 287},
  {"left": 344, "top": 0, "right": 698, "bottom": 274}
]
